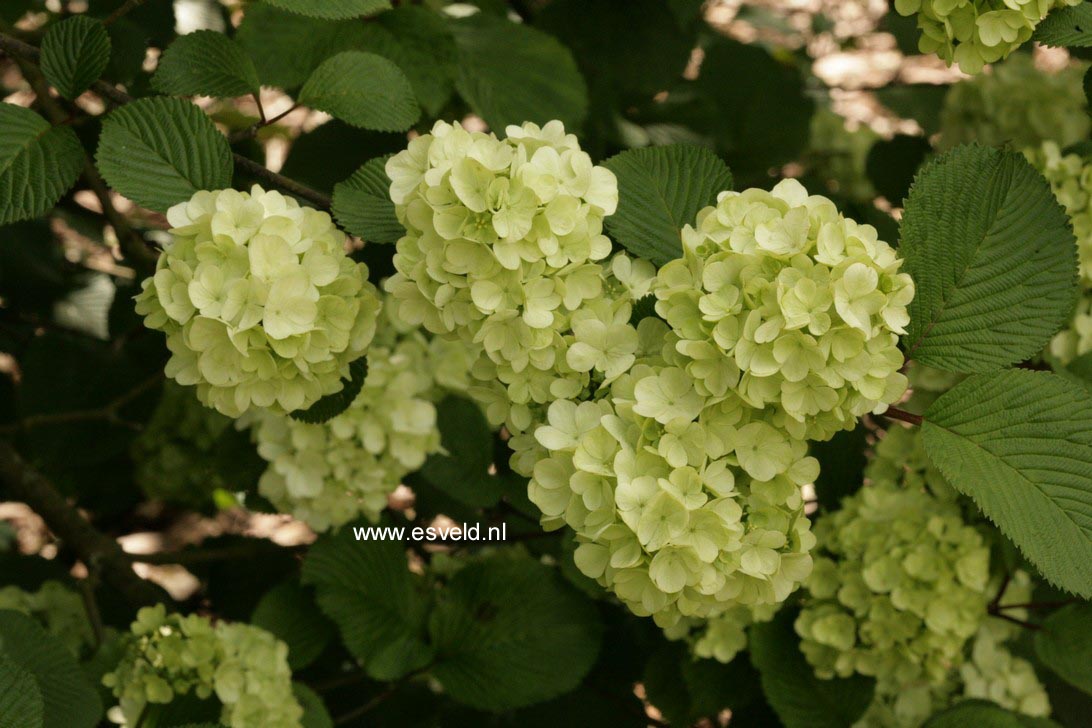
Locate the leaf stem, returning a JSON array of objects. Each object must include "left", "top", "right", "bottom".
[{"left": 881, "top": 406, "right": 923, "bottom": 427}]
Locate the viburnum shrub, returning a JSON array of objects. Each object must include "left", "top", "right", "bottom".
[{"left": 0, "top": 2, "right": 1090, "bottom": 728}]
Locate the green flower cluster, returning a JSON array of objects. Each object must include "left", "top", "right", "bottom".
[
  {"left": 1025, "top": 142, "right": 1092, "bottom": 363},
  {"left": 131, "top": 382, "right": 233, "bottom": 507},
  {"left": 136, "top": 185, "right": 381, "bottom": 418},
  {"left": 960, "top": 611, "right": 1051, "bottom": 717},
  {"left": 940, "top": 53, "right": 1090, "bottom": 151},
  {"left": 249, "top": 301, "right": 478, "bottom": 531},
  {"left": 894, "top": 0, "right": 1081, "bottom": 74},
  {"left": 807, "top": 108, "right": 879, "bottom": 203},
  {"left": 653, "top": 179, "right": 914, "bottom": 442},
  {"left": 666, "top": 603, "right": 779, "bottom": 664},
  {"left": 384, "top": 120, "right": 632, "bottom": 434},
  {"left": 0, "top": 580, "right": 93, "bottom": 655},
  {"left": 516, "top": 317, "right": 818, "bottom": 628},
  {"left": 104, "top": 604, "right": 302, "bottom": 728}
]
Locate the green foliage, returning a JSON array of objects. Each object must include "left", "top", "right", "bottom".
[
  {"left": 95, "top": 97, "right": 233, "bottom": 212},
  {"left": 450, "top": 13, "right": 588, "bottom": 131},
  {"left": 264, "top": 0, "right": 391, "bottom": 19},
  {"left": 236, "top": 3, "right": 333, "bottom": 90},
  {"left": 39, "top": 16, "right": 110, "bottom": 100},
  {"left": 152, "top": 30, "right": 260, "bottom": 99},
  {"left": 923, "top": 370, "right": 1092, "bottom": 597},
  {"left": 294, "top": 683, "right": 333, "bottom": 728},
  {"left": 1035, "top": 603, "right": 1092, "bottom": 697},
  {"left": 288, "top": 357, "right": 369, "bottom": 425},
  {"left": 419, "top": 395, "right": 501, "bottom": 508},
  {"left": 0, "top": 104, "right": 84, "bottom": 226},
  {"left": 924, "top": 699, "right": 1061, "bottom": 727},
  {"left": 251, "top": 580, "right": 335, "bottom": 671},
  {"left": 865, "top": 133, "right": 930, "bottom": 204},
  {"left": 602, "top": 144, "right": 733, "bottom": 265},
  {"left": 749, "top": 611, "right": 875, "bottom": 728},
  {"left": 298, "top": 51, "right": 420, "bottom": 132},
  {"left": 901, "top": 145, "right": 1078, "bottom": 372},
  {"left": 0, "top": 655, "right": 43, "bottom": 728},
  {"left": 1033, "top": 3, "right": 1092, "bottom": 47},
  {"left": 332, "top": 156, "right": 403, "bottom": 243},
  {"left": 809, "top": 425, "right": 868, "bottom": 511}
]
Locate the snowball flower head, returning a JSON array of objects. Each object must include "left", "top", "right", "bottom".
[
  {"left": 654, "top": 179, "right": 914, "bottom": 441},
  {"left": 136, "top": 185, "right": 380, "bottom": 417},
  {"left": 895, "top": 0, "right": 1081, "bottom": 75},
  {"left": 104, "top": 605, "right": 302, "bottom": 728},
  {"left": 0, "top": 581, "right": 94, "bottom": 655}
]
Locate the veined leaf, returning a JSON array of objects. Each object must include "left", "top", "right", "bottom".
[
  {"left": 264, "top": 0, "right": 390, "bottom": 19},
  {"left": 901, "top": 145, "right": 1078, "bottom": 372},
  {"left": 95, "top": 97, "right": 233, "bottom": 212},
  {"left": 289, "top": 356, "right": 367, "bottom": 424},
  {"left": 0, "top": 104, "right": 84, "bottom": 225},
  {"left": 603, "top": 144, "right": 733, "bottom": 265},
  {"left": 923, "top": 699, "right": 1061, "bottom": 727},
  {"left": 332, "top": 156, "right": 403, "bottom": 243},
  {"left": 298, "top": 51, "right": 419, "bottom": 132},
  {"left": 1033, "top": 3, "right": 1092, "bottom": 48},
  {"left": 152, "top": 30, "right": 260, "bottom": 98},
  {"left": 251, "top": 580, "right": 335, "bottom": 670},
  {"left": 39, "top": 15, "right": 111, "bottom": 100},
  {"left": 1035, "top": 603, "right": 1092, "bottom": 696},
  {"left": 0, "top": 655, "right": 43, "bottom": 728},
  {"left": 922, "top": 370, "right": 1092, "bottom": 597}
]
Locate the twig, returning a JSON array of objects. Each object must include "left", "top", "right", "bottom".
[
  {"left": 104, "top": 0, "right": 148, "bottom": 26},
  {"left": 0, "top": 441, "right": 167, "bottom": 607},
  {"left": 332, "top": 667, "right": 429, "bottom": 724},
  {"left": 76, "top": 573, "right": 105, "bottom": 649},
  {"left": 0, "top": 371, "right": 163, "bottom": 435},
  {"left": 996, "top": 598, "right": 1081, "bottom": 612},
  {"left": 989, "top": 611, "right": 1041, "bottom": 631},
  {"left": 881, "top": 406, "right": 923, "bottom": 427}
]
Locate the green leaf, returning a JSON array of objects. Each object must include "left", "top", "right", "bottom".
[
  {"left": 332, "top": 156, "right": 402, "bottom": 243},
  {"left": 603, "top": 144, "right": 733, "bottom": 266},
  {"left": 264, "top": 0, "right": 390, "bottom": 19},
  {"left": 1033, "top": 2, "right": 1092, "bottom": 48},
  {"left": 152, "top": 30, "right": 260, "bottom": 98},
  {"left": 237, "top": 3, "right": 336, "bottom": 90},
  {"left": 922, "top": 370, "right": 1092, "bottom": 597},
  {"left": 293, "top": 683, "right": 333, "bottom": 728},
  {"left": 298, "top": 51, "right": 420, "bottom": 132},
  {"left": 451, "top": 14, "right": 588, "bottom": 131},
  {"left": 900, "top": 145, "right": 1078, "bottom": 372},
  {"left": 39, "top": 15, "right": 111, "bottom": 100},
  {"left": 95, "top": 97, "right": 233, "bottom": 212},
  {"left": 865, "top": 134, "right": 930, "bottom": 205},
  {"left": 350, "top": 7, "right": 457, "bottom": 116},
  {"left": 0, "top": 610, "right": 102, "bottom": 728},
  {"left": 428, "top": 552, "right": 602, "bottom": 711},
  {"left": 749, "top": 610, "right": 874, "bottom": 728},
  {"left": 301, "top": 527, "right": 433, "bottom": 680},
  {"left": 0, "top": 104, "right": 84, "bottom": 225},
  {"left": 810, "top": 424, "right": 868, "bottom": 511},
  {"left": 418, "top": 395, "right": 500, "bottom": 508},
  {"left": 1035, "top": 603, "right": 1092, "bottom": 696},
  {"left": 0, "top": 655, "right": 43, "bottom": 728},
  {"left": 251, "top": 580, "right": 335, "bottom": 670},
  {"left": 289, "top": 356, "right": 367, "bottom": 424},
  {"left": 924, "top": 699, "right": 1061, "bottom": 727}
]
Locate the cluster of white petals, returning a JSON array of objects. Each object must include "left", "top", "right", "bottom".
[
  {"left": 653, "top": 179, "right": 914, "bottom": 442},
  {"left": 248, "top": 302, "right": 478, "bottom": 530},
  {"left": 136, "top": 185, "right": 380, "bottom": 417},
  {"left": 104, "top": 605, "right": 302, "bottom": 728}
]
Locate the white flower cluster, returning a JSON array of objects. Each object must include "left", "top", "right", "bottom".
[
  {"left": 0, "top": 580, "right": 94, "bottom": 655},
  {"left": 1025, "top": 142, "right": 1092, "bottom": 364},
  {"left": 516, "top": 317, "right": 818, "bottom": 628},
  {"left": 384, "top": 120, "right": 639, "bottom": 434},
  {"left": 940, "top": 53, "right": 1090, "bottom": 151},
  {"left": 665, "top": 603, "right": 779, "bottom": 664},
  {"left": 653, "top": 179, "right": 914, "bottom": 442},
  {"left": 136, "top": 185, "right": 381, "bottom": 417},
  {"left": 131, "top": 382, "right": 233, "bottom": 507},
  {"left": 104, "top": 605, "right": 302, "bottom": 728},
  {"left": 249, "top": 302, "right": 478, "bottom": 531},
  {"left": 796, "top": 427, "right": 1048, "bottom": 727},
  {"left": 894, "top": 0, "right": 1081, "bottom": 74}
]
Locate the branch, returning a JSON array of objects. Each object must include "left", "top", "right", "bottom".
[
  {"left": 104, "top": 0, "right": 148, "bottom": 26},
  {"left": 0, "top": 31, "right": 333, "bottom": 212},
  {"left": 0, "top": 441, "right": 167, "bottom": 607},
  {"left": 881, "top": 406, "right": 923, "bottom": 427},
  {"left": 0, "top": 371, "right": 163, "bottom": 435}
]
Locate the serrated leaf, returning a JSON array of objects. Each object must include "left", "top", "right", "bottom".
[
  {"left": 332, "top": 156, "right": 402, "bottom": 243},
  {"left": 1035, "top": 603, "right": 1092, "bottom": 696},
  {"left": 251, "top": 580, "right": 335, "bottom": 670},
  {"left": 0, "top": 104, "right": 84, "bottom": 225},
  {"left": 39, "top": 15, "right": 111, "bottom": 100},
  {"left": 901, "top": 145, "right": 1078, "bottom": 372},
  {"left": 0, "top": 610, "right": 102, "bottom": 728},
  {"left": 152, "top": 30, "right": 260, "bottom": 98},
  {"left": 237, "top": 3, "right": 336, "bottom": 90},
  {"left": 922, "top": 370, "right": 1092, "bottom": 597},
  {"left": 749, "top": 610, "right": 874, "bottom": 728},
  {"left": 289, "top": 356, "right": 367, "bottom": 424},
  {"left": 301, "top": 528, "right": 433, "bottom": 680},
  {"left": 1033, "top": 3, "right": 1092, "bottom": 48},
  {"left": 95, "top": 97, "right": 233, "bottom": 212},
  {"left": 428, "top": 552, "right": 602, "bottom": 711},
  {"left": 298, "top": 51, "right": 419, "bottom": 132},
  {"left": 603, "top": 144, "right": 733, "bottom": 265},
  {"left": 293, "top": 683, "right": 333, "bottom": 728},
  {"left": 351, "top": 6, "right": 457, "bottom": 116},
  {"left": 418, "top": 395, "right": 500, "bottom": 508},
  {"left": 451, "top": 13, "right": 588, "bottom": 131},
  {"left": 0, "top": 655, "right": 43, "bottom": 728},
  {"left": 264, "top": 0, "right": 390, "bottom": 19},
  {"left": 924, "top": 699, "right": 1061, "bottom": 727}
]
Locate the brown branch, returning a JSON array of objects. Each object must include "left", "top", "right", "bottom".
[
  {"left": 0, "top": 441, "right": 167, "bottom": 607},
  {"left": 103, "top": 0, "right": 148, "bottom": 26},
  {"left": 881, "top": 406, "right": 923, "bottom": 427}
]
